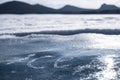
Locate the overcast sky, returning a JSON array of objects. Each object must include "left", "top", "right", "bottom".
[{"left": 0, "top": 0, "right": 120, "bottom": 9}]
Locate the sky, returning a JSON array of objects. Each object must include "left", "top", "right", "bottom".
[{"left": 0, "top": 0, "right": 120, "bottom": 9}]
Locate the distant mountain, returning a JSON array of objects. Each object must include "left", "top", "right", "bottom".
[
  {"left": 58, "top": 4, "right": 120, "bottom": 14},
  {"left": 58, "top": 5, "right": 93, "bottom": 13},
  {"left": 0, "top": 1, "right": 56, "bottom": 14},
  {"left": 99, "top": 4, "right": 119, "bottom": 10},
  {"left": 0, "top": 1, "right": 120, "bottom": 14},
  {"left": 98, "top": 4, "right": 120, "bottom": 13}
]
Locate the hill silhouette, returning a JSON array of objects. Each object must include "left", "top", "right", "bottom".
[
  {"left": 0, "top": 1, "right": 56, "bottom": 14},
  {"left": 58, "top": 5, "right": 93, "bottom": 13},
  {"left": 0, "top": 1, "right": 120, "bottom": 14}
]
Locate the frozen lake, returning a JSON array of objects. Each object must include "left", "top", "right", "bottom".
[
  {"left": 0, "top": 14, "right": 120, "bottom": 80},
  {"left": 0, "top": 14, "right": 120, "bottom": 34}
]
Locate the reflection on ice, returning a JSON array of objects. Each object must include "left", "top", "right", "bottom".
[
  {"left": 85, "top": 34, "right": 120, "bottom": 49},
  {"left": 96, "top": 55, "right": 117, "bottom": 80}
]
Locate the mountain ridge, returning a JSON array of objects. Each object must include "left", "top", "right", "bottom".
[{"left": 0, "top": 1, "right": 120, "bottom": 14}]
